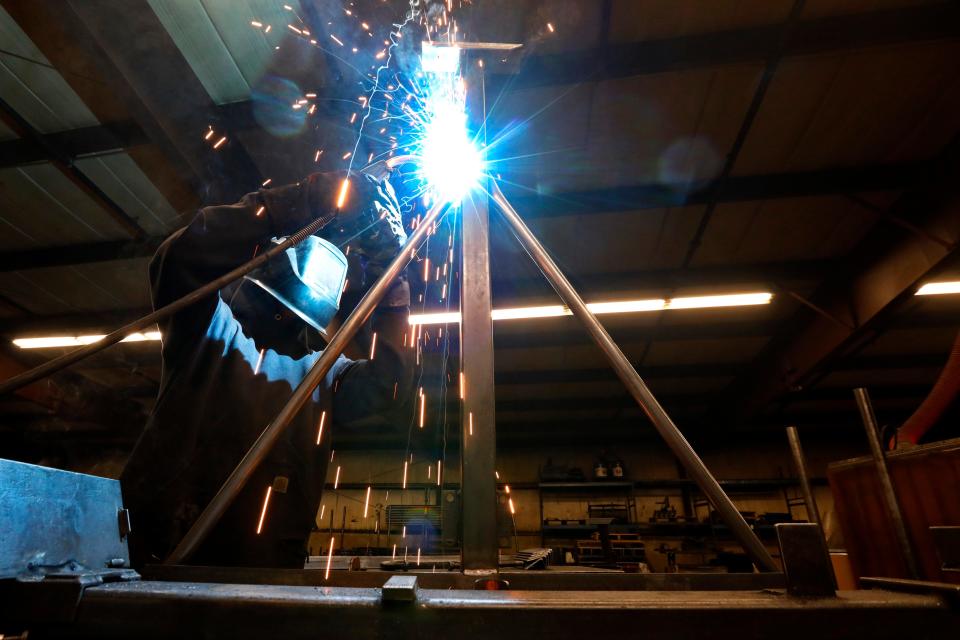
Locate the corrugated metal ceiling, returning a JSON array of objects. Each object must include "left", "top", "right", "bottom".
[
  {"left": 149, "top": 0, "right": 306, "bottom": 105},
  {"left": 0, "top": 5, "right": 99, "bottom": 133}
]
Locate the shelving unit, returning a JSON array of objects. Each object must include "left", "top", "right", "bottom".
[{"left": 535, "top": 478, "right": 822, "bottom": 547}]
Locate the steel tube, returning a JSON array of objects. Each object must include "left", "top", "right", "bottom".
[
  {"left": 852, "top": 388, "right": 920, "bottom": 579},
  {"left": 489, "top": 181, "right": 778, "bottom": 572},
  {"left": 0, "top": 214, "right": 335, "bottom": 397},
  {"left": 167, "top": 199, "right": 449, "bottom": 563},
  {"left": 459, "top": 185, "right": 499, "bottom": 574},
  {"left": 785, "top": 426, "right": 822, "bottom": 527}
]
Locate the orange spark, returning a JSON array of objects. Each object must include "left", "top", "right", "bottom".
[
  {"left": 335, "top": 178, "right": 350, "bottom": 209},
  {"left": 315, "top": 410, "right": 326, "bottom": 444},
  {"left": 324, "top": 536, "right": 335, "bottom": 580},
  {"left": 256, "top": 485, "right": 272, "bottom": 534}
]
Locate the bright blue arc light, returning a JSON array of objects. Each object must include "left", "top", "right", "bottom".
[{"left": 419, "top": 100, "right": 483, "bottom": 204}]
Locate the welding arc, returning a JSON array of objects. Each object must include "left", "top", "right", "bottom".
[
  {"left": 488, "top": 181, "right": 779, "bottom": 573},
  {"left": 0, "top": 212, "right": 337, "bottom": 397},
  {"left": 166, "top": 199, "right": 451, "bottom": 564}
]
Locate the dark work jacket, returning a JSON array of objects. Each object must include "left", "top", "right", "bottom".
[{"left": 120, "top": 181, "right": 410, "bottom": 568}]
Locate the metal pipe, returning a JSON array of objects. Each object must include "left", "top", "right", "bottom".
[
  {"left": 0, "top": 213, "right": 336, "bottom": 397},
  {"left": 853, "top": 388, "right": 920, "bottom": 579},
  {"left": 785, "top": 426, "right": 822, "bottom": 527},
  {"left": 489, "top": 181, "right": 778, "bottom": 572},
  {"left": 166, "top": 199, "right": 449, "bottom": 563}
]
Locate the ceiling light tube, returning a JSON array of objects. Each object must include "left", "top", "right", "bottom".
[
  {"left": 408, "top": 292, "right": 772, "bottom": 325},
  {"left": 13, "top": 331, "right": 162, "bottom": 349},
  {"left": 916, "top": 281, "right": 960, "bottom": 296}
]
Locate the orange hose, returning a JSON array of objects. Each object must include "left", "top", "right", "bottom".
[{"left": 896, "top": 331, "right": 960, "bottom": 447}]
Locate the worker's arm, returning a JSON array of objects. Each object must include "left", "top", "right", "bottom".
[
  {"left": 332, "top": 304, "right": 414, "bottom": 427},
  {"left": 331, "top": 178, "right": 414, "bottom": 426},
  {"left": 148, "top": 174, "right": 371, "bottom": 356}
]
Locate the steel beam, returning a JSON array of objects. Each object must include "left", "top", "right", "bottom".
[
  {"left": 23, "top": 580, "right": 954, "bottom": 639},
  {"left": 498, "top": 163, "right": 919, "bottom": 219},
  {"left": 0, "top": 162, "right": 911, "bottom": 274},
  {"left": 0, "top": 238, "right": 163, "bottom": 273},
  {"left": 459, "top": 185, "right": 499, "bottom": 574},
  {"left": 0, "top": 121, "right": 149, "bottom": 169},
  {"left": 491, "top": 2, "right": 960, "bottom": 92},
  {"left": 730, "top": 140, "right": 960, "bottom": 419}
]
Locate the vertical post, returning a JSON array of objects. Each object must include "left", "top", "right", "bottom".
[
  {"left": 785, "top": 426, "right": 822, "bottom": 527},
  {"left": 459, "top": 184, "right": 499, "bottom": 574},
  {"left": 853, "top": 388, "right": 920, "bottom": 579}
]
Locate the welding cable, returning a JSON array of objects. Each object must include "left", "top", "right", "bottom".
[{"left": 0, "top": 211, "right": 337, "bottom": 397}]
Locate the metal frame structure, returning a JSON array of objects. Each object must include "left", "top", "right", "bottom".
[{"left": 0, "top": 52, "right": 781, "bottom": 572}]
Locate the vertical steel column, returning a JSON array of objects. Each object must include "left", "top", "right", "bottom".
[
  {"left": 785, "top": 426, "right": 822, "bottom": 527},
  {"left": 459, "top": 183, "right": 499, "bottom": 574},
  {"left": 853, "top": 388, "right": 920, "bottom": 579},
  {"left": 490, "top": 181, "right": 778, "bottom": 572}
]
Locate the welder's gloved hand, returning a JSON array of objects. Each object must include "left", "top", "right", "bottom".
[{"left": 321, "top": 173, "right": 409, "bottom": 307}]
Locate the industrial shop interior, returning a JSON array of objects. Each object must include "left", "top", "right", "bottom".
[{"left": 0, "top": 0, "right": 959, "bottom": 638}]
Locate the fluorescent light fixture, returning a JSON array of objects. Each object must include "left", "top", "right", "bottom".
[
  {"left": 409, "top": 292, "right": 772, "bottom": 325},
  {"left": 492, "top": 305, "right": 568, "bottom": 320},
  {"left": 13, "top": 331, "right": 162, "bottom": 349},
  {"left": 664, "top": 292, "right": 772, "bottom": 309},
  {"left": 916, "top": 281, "right": 960, "bottom": 296}
]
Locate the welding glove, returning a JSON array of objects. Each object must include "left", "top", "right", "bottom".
[{"left": 304, "top": 172, "right": 409, "bottom": 307}]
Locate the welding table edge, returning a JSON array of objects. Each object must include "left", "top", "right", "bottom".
[
  {"left": 143, "top": 565, "right": 788, "bottom": 590},
  {"left": 54, "top": 582, "right": 957, "bottom": 639}
]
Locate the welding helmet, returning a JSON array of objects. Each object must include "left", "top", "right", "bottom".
[{"left": 244, "top": 236, "right": 348, "bottom": 337}]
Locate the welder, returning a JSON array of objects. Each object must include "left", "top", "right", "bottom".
[{"left": 120, "top": 171, "right": 412, "bottom": 568}]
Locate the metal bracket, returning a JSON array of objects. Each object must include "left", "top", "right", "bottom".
[
  {"left": 775, "top": 523, "right": 836, "bottom": 597},
  {"left": 382, "top": 575, "right": 419, "bottom": 604}
]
